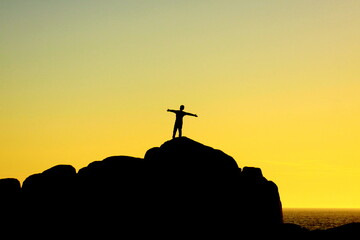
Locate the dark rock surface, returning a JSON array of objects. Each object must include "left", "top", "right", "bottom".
[
  {"left": 2, "top": 137, "right": 356, "bottom": 237},
  {"left": 0, "top": 178, "right": 21, "bottom": 215},
  {"left": 0, "top": 178, "right": 21, "bottom": 196}
]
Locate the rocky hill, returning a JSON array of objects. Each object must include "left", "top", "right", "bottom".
[{"left": 3, "top": 137, "right": 338, "bottom": 238}]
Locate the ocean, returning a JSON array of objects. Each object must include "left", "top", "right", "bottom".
[{"left": 283, "top": 208, "right": 360, "bottom": 231}]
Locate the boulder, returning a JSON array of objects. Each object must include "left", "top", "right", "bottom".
[
  {"left": 22, "top": 164, "right": 76, "bottom": 195},
  {"left": 0, "top": 178, "right": 21, "bottom": 196},
  {"left": 7, "top": 137, "right": 285, "bottom": 237}
]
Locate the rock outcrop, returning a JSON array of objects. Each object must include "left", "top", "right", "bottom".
[
  {"left": 1, "top": 137, "right": 284, "bottom": 237},
  {"left": 142, "top": 137, "right": 283, "bottom": 234}
]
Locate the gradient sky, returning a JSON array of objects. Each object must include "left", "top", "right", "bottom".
[{"left": 1, "top": 0, "right": 359, "bottom": 208}]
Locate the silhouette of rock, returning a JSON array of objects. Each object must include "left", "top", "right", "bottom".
[
  {"left": 76, "top": 156, "right": 145, "bottom": 228},
  {"left": 278, "top": 223, "right": 310, "bottom": 237},
  {"left": 325, "top": 222, "right": 360, "bottom": 235},
  {"left": 0, "top": 178, "right": 22, "bottom": 236},
  {"left": 241, "top": 166, "right": 264, "bottom": 179},
  {"left": 78, "top": 156, "right": 144, "bottom": 185},
  {"left": 142, "top": 137, "right": 243, "bottom": 235},
  {"left": 20, "top": 164, "right": 77, "bottom": 235},
  {"left": 144, "top": 137, "right": 239, "bottom": 191},
  {"left": 0, "top": 178, "right": 21, "bottom": 196},
  {"left": 309, "top": 222, "right": 360, "bottom": 237},
  {"left": 4, "top": 137, "right": 356, "bottom": 237},
  {"left": 22, "top": 164, "right": 76, "bottom": 195},
  {"left": 0, "top": 178, "right": 21, "bottom": 211},
  {"left": 141, "top": 137, "right": 283, "bottom": 236},
  {"left": 239, "top": 166, "right": 283, "bottom": 227}
]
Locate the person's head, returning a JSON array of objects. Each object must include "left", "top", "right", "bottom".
[{"left": 180, "top": 105, "right": 185, "bottom": 111}]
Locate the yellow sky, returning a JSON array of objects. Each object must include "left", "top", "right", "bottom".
[{"left": 1, "top": 1, "right": 359, "bottom": 208}]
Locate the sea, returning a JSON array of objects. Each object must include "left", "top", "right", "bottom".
[{"left": 283, "top": 208, "right": 360, "bottom": 231}]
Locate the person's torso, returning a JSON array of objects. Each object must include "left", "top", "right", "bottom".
[{"left": 175, "top": 111, "right": 186, "bottom": 122}]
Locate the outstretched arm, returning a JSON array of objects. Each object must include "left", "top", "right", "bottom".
[
  {"left": 185, "top": 112, "right": 198, "bottom": 117},
  {"left": 167, "top": 109, "right": 176, "bottom": 113}
]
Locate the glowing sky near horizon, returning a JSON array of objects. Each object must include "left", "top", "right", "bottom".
[{"left": 1, "top": 0, "right": 360, "bottom": 208}]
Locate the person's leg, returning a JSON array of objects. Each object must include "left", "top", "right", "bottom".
[
  {"left": 172, "top": 125, "right": 177, "bottom": 139},
  {"left": 179, "top": 127, "right": 182, "bottom": 138}
]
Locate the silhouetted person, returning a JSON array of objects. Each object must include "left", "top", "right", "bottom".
[{"left": 167, "top": 105, "right": 198, "bottom": 139}]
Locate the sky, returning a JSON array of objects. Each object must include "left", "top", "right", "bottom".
[{"left": 1, "top": 0, "right": 359, "bottom": 208}]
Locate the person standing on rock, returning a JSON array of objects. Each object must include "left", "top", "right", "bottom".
[{"left": 167, "top": 105, "right": 198, "bottom": 139}]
